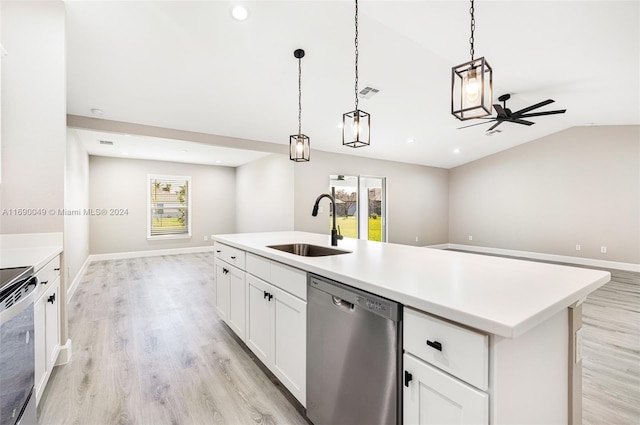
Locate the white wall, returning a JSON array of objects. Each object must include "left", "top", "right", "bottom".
[
  {"left": 236, "top": 154, "right": 294, "bottom": 233},
  {"left": 449, "top": 125, "right": 640, "bottom": 264},
  {"left": 293, "top": 150, "right": 449, "bottom": 246},
  {"left": 0, "top": 1, "right": 66, "bottom": 233},
  {"left": 89, "top": 156, "right": 236, "bottom": 255},
  {"left": 64, "top": 129, "right": 90, "bottom": 287}
]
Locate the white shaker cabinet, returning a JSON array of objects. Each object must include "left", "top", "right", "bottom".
[
  {"left": 214, "top": 242, "right": 247, "bottom": 342},
  {"left": 34, "top": 255, "right": 61, "bottom": 405},
  {"left": 403, "top": 353, "right": 488, "bottom": 425},
  {"left": 245, "top": 273, "right": 307, "bottom": 406}
]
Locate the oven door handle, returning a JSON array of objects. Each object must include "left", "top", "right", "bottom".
[{"left": 0, "top": 287, "right": 38, "bottom": 326}]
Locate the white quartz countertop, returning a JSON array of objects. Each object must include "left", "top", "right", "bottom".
[
  {"left": 213, "top": 231, "right": 610, "bottom": 338},
  {"left": 1, "top": 245, "right": 62, "bottom": 272}
]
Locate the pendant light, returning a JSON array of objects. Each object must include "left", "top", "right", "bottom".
[
  {"left": 342, "top": 0, "right": 370, "bottom": 148},
  {"left": 290, "top": 49, "right": 310, "bottom": 162},
  {"left": 451, "top": 0, "right": 493, "bottom": 121}
]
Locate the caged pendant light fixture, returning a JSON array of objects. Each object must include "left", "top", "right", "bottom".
[
  {"left": 342, "top": 0, "right": 370, "bottom": 148},
  {"left": 451, "top": 0, "right": 493, "bottom": 121},
  {"left": 290, "top": 49, "right": 310, "bottom": 162}
]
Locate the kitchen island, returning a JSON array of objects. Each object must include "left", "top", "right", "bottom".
[{"left": 213, "top": 231, "right": 610, "bottom": 425}]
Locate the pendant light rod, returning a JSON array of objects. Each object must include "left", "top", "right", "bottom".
[
  {"left": 342, "top": 0, "right": 370, "bottom": 148},
  {"left": 469, "top": 0, "right": 475, "bottom": 61},
  {"left": 354, "top": 0, "right": 359, "bottom": 111},
  {"left": 294, "top": 48, "right": 305, "bottom": 134}
]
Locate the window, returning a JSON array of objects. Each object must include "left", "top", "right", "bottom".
[
  {"left": 148, "top": 175, "right": 191, "bottom": 239},
  {"left": 330, "top": 175, "right": 386, "bottom": 242}
]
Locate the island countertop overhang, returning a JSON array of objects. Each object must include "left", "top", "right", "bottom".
[{"left": 213, "top": 231, "right": 610, "bottom": 338}]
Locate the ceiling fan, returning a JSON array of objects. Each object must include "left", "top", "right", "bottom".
[{"left": 458, "top": 94, "right": 566, "bottom": 132}]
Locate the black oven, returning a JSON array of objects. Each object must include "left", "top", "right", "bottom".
[{"left": 0, "top": 267, "right": 38, "bottom": 425}]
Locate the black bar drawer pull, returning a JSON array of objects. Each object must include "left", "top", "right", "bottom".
[
  {"left": 404, "top": 371, "right": 413, "bottom": 387},
  {"left": 426, "top": 340, "right": 442, "bottom": 351},
  {"left": 47, "top": 293, "right": 56, "bottom": 304},
  {"left": 230, "top": 256, "right": 236, "bottom": 260},
  {"left": 54, "top": 268, "right": 61, "bottom": 271},
  {"left": 264, "top": 291, "right": 269, "bottom": 299}
]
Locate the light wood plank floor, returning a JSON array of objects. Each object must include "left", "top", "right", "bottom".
[
  {"left": 39, "top": 252, "right": 639, "bottom": 424},
  {"left": 38, "top": 253, "right": 307, "bottom": 425}
]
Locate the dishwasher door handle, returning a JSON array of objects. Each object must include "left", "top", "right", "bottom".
[{"left": 332, "top": 296, "right": 355, "bottom": 311}]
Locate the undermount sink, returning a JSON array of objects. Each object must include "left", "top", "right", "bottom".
[{"left": 267, "top": 243, "right": 351, "bottom": 257}]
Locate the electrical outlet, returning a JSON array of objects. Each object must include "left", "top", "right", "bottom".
[
  {"left": 203, "top": 235, "right": 208, "bottom": 241},
  {"left": 468, "top": 235, "right": 473, "bottom": 241},
  {"left": 601, "top": 246, "right": 607, "bottom": 254},
  {"left": 575, "top": 244, "right": 581, "bottom": 251}
]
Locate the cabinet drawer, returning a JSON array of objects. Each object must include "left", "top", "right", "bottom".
[
  {"left": 404, "top": 308, "right": 488, "bottom": 390},
  {"left": 270, "top": 261, "right": 306, "bottom": 301},
  {"left": 246, "top": 253, "right": 271, "bottom": 282},
  {"left": 214, "top": 242, "right": 245, "bottom": 269},
  {"left": 36, "top": 255, "right": 60, "bottom": 290},
  {"left": 246, "top": 254, "right": 307, "bottom": 301}
]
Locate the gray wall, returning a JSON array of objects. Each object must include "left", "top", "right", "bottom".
[
  {"left": 89, "top": 156, "right": 236, "bottom": 255},
  {"left": 64, "top": 129, "right": 90, "bottom": 287},
  {"left": 236, "top": 154, "right": 294, "bottom": 233},
  {"left": 0, "top": 1, "right": 66, "bottom": 233},
  {"left": 449, "top": 125, "right": 640, "bottom": 264},
  {"left": 293, "top": 150, "right": 449, "bottom": 246}
]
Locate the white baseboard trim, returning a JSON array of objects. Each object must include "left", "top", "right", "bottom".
[
  {"left": 89, "top": 245, "right": 214, "bottom": 262},
  {"left": 424, "top": 244, "right": 449, "bottom": 250},
  {"left": 56, "top": 338, "right": 73, "bottom": 365},
  {"left": 427, "top": 243, "right": 640, "bottom": 272},
  {"left": 67, "top": 255, "right": 91, "bottom": 302}
]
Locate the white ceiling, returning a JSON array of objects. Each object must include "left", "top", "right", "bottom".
[{"left": 65, "top": 1, "right": 640, "bottom": 169}]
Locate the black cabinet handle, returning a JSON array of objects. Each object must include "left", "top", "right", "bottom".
[
  {"left": 54, "top": 268, "right": 60, "bottom": 271},
  {"left": 40, "top": 280, "right": 48, "bottom": 285},
  {"left": 426, "top": 340, "right": 442, "bottom": 351},
  {"left": 404, "top": 371, "right": 413, "bottom": 387},
  {"left": 264, "top": 290, "right": 269, "bottom": 299},
  {"left": 47, "top": 293, "right": 56, "bottom": 304},
  {"left": 230, "top": 256, "right": 236, "bottom": 260},
  {"left": 223, "top": 268, "right": 229, "bottom": 274},
  {"left": 268, "top": 293, "right": 273, "bottom": 301},
  {"left": 216, "top": 250, "right": 221, "bottom": 253}
]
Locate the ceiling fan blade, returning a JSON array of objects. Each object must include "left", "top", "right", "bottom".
[
  {"left": 486, "top": 121, "right": 503, "bottom": 131},
  {"left": 493, "top": 104, "right": 506, "bottom": 116},
  {"left": 519, "top": 109, "right": 566, "bottom": 118},
  {"left": 512, "top": 99, "right": 554, "bottom": 115},
  {"left": 457, "top": 120, "right": 495, "bottom": 130},
  {"left": 511, "top": 119, "right": 535, "bottom": 126}
]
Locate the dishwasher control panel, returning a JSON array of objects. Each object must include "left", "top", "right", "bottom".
[{"left": 355, "top": 295, "right": 392, "bottom": 319}]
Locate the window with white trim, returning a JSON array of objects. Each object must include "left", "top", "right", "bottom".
[{"left": 148, "top": 175, "right": 191, "bottom": 239}]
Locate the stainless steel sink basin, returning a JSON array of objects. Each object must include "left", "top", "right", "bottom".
[{"left": 267, "top": 243, "right": 351, "bottom": 257}]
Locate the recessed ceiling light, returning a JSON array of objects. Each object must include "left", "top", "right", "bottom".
[
  {"left": 231, "top": 5, "right": 248, "bottom": 21},
  {"left": 407, "top": 138, "right": 415, "bottom": 144},
  {"left": 90, "top": 108, "right": 103, "bottom": 116},
  {"left": 453, "top": 148, "right": 461, "bottom": 154}
]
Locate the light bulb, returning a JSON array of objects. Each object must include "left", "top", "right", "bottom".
[
  {"left": 352, "top": 116, "right": 360, "bottom": 138},
  {"left": 296, "top": 137, "right": 304, "bottom": 154},
  {"left": 464, "top": 68, "right": 480, "bottom": 102}
]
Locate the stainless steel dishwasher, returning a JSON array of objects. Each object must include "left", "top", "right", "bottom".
[{"left": 307, "top": 273, "right": 402, "bottom": 425}]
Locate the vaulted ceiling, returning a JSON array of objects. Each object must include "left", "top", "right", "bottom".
[{"left": 66, "top": 1, "right": 639, "bottom": 169}]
